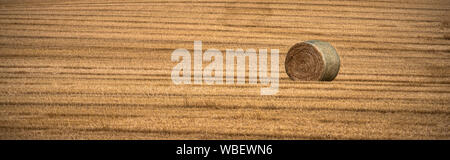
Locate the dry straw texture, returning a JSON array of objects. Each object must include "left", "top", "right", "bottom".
[
  {"left": 0, "top": 0, "right": 449, "bottom": 139},
  {"left": 285, "top": 40, "right": 340, "bottom": 81}
]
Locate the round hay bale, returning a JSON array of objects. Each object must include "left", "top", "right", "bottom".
[{"left": 285, "top": 40, "right": 340, "bottom": 81}]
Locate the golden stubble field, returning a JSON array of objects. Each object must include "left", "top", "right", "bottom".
[{"left": 0, "top": 0, "right": 449, "bottom": 139}]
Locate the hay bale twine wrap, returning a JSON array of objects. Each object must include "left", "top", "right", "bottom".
[{"left": 285, "top": 40, "right": 340, "bottom": 81}]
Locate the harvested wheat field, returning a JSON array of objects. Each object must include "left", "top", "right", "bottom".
[{"left": 0, "top": 0, "right": 449, "bottom": 140}]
